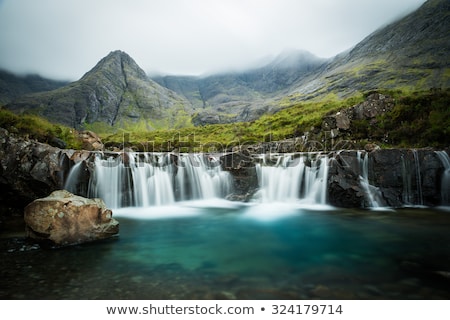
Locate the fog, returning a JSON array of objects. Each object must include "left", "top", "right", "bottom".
[{"left": 0, "top": 0, "right": 426, "bottom": 80}]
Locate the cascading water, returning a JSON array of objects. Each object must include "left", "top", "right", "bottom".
[
  {"left": 435, "top": 151, "right": 450, "bottom": 205},
  {"left": 175, "top": 154, "right": 232, "bottom": 201},
  {"left": 401, "top": 150, "right": 424, "bottom": 206},
  {"left": 64, "top": 160, "right": 88, "bottom": 196},
  {"left": 357, "top": 151, "right": 384, "bottom": 208},
  {"left": 254, "top": 153, "right": 329, "bottom": 204},
  {"left": 63, "top": 149, "right": 449, "bottom": 210},
  {"left": 65, "top": 152, "right": 233, "bottom": 208}
]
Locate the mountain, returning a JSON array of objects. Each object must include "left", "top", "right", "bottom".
[
  {"left": 5, "top": 51, "right": 190, "bottom": 129},
  {"left": 153, "top": 49, "right": 326, "bottom": 124},
  {"left": 288, "top": 0, "right": 450, "bottom": 100},
  {"left": 3, "top": 0, "right": 449, "bottom": 129},
  {"left": 0, "top": 70, "right": 67, "bottom": 105},
  {"left": 156, "top": 0, "right": 449, "bottom": 122}
]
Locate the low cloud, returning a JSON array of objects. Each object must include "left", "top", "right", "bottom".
[{"left": 0, "top": 0, "right": 425, "bottom": 80}]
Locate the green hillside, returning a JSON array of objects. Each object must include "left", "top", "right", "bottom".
[{"left": 100, "top": 89, "right": 450, "bottom": 151}]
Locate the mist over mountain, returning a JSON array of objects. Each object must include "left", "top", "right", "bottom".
[
  {"left": 2, "top": 0, "right": 449, "bottom": 129},
  {"left": 153, "top": 0, "right": 449, "bottom": 124},
  {"left": 288, "top": 0, "right": 450, "bottom": 100},
  {"left": 0, "top": 70, "right": 68, "bottom": 105},
  {"left": 153, "top": 49, "right": 327, "bottom": 124}
]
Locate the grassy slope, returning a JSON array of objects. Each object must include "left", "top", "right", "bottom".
[
  {"left": 1, "top": 89, "right": 449, "bottom": 152},
  {"left": 0, "top": 108, "right": 81, "bottom": 149},
  {"left": 100, "top": 89, "right": 450, "bottom": 152}
]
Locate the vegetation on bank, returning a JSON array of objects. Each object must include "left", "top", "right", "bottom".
[
  {"left": 1, "top": 88, "right": 449, "bottom": 151},
  {"left": 352, "top": 89, "right": 450, "bottom": 148},
  {"left": 0, "top": 108, "right": 81, "bottom": 149},
  {"left": 99, "top": 89, "right": 450, "bottom": 151}
]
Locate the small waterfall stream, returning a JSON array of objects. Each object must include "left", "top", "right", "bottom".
[
  {"left": 435, "top": 151, "right": 450, "bottom": 205},
  {"left": 254, "top": 153, "right": 329, "bottom": 204},
  {"left": 357, "top": 151, "right": 384, "bottom": 208},
  {"left": 401, "top": 150, "right": 424, "bottom": 206}
]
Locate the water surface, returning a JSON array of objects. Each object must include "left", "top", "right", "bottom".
[{"left": 1, "top": 202, "right": 449, "bottom": 299}]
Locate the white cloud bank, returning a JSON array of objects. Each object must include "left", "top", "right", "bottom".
[{"left": 0, "top": 0, "right": 425, "bottom": 80}]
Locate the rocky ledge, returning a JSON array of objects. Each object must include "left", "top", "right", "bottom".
[{"left": 222, "top": 148, "right": 450, "bottom": 208}]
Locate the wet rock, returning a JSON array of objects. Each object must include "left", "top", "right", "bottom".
[
  {"left": 327, "top": 151, "right": 365, "bottom": 208},
  {"left": 221, "top": 152, "right": 259, "bottom": 198},
  {"left": 24, "top": 190, "right": 119, "bottom": 246},
  {"left": 370, "top": 149, "right": 444, "bottom": 206}
]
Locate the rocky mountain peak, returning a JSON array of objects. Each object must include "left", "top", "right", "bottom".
[
  {"left": 5, "top": 50, "right": 188, "bottom": 128},
  {"left": 81, "top": 50, "right": 148, "bottom": 84}
]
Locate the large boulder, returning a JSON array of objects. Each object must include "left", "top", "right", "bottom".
[{"left": 24, "top": 190, "right": 119, "bottom": 246}]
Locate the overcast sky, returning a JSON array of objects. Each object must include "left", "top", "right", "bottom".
[{"left": 0, "top": 0, "right": 426, "bottom": 80}]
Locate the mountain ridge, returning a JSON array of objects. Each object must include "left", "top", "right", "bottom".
[
  {"left": 0, "top": 70, "right": 68, "bottom": 105},
  {"left": 287, "top": 0, "right": 450, "bottom": 100},
  {"left": 5, "top": 50, "right": 190, "bottom": 129},
  {"left": 2, "top": 0, "right": 449, "bottom": 129},
  {"left": 153, "top": 49, "right": 327, "bottom": 124},
  {"left": 152, "top": 0, "right": 449, "bottom": 124}
]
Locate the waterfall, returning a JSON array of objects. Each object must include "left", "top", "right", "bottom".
[
  {"left": 63, "top": 160, "right": 88, "bottom": 197},
  {"left": 401, "top": 150, "right": 424, "bottom": 206},
  {"left": 435, "top": 151, "right": 450, "bottom": 205},
  {"left": 254, "top": 153, "right": 329, "bottom": 204},
  {"left": 63, "top": 149, "right": 449, "bottom": 209},
  {"left": 65, "top": 152, "right": 233, "bottom": 208},
  {"left": 175, "top": 154, "right": 232, "bottom": 201},
  {"left": 356, "top": 151, "right": 384, "bottom": 208}
]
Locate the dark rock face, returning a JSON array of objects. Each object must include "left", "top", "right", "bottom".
[
  {"left": 327, "top": 151, "right": 365, "bottom": 208},
  {"left": 293, "top": 0, "right": 450, "bottom": 100},
  {"left": 369, "top": 149, "right": 444, "bottom": 207},
  {"left": 327, "top": 149, "right": 448, "bottom": 208},
  {"left": 0, "top": 128, "right": 72, "bottom": 215},
  {"left": 220, "top": 152, "right": 258, "bottom": 202}
]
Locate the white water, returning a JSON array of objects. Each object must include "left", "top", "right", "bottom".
[
  {"left": 64, "top": 150, "right": 449, "bottom": 210},
  {"left": 357, "top": 151, "right": 384, "bottom": 208},
  {"left": 175, "top": 154, "right": 232, "bottom": 201},
  {"left": 401, "top": 150, "right": 424, "bottom": 206},
  {"left": 63, "top": 161, "right": 85, "bottom": 195},
  {"left": 68, "top": 152, "right": 233, "bottom": 208},
  {"left": 435, "top": 151, "right": 450, "bottom": 205},
  {"left": 254, "top": 153, "right": 329, "bottom": 204}
]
